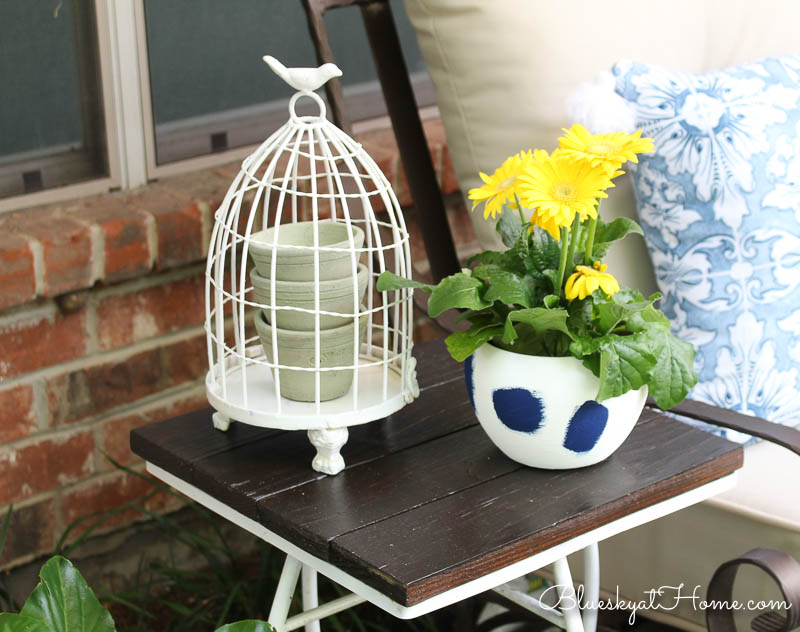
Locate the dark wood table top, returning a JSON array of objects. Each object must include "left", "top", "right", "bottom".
[{"left": 131, "top": 339, "right": 743, "bottom": 607}]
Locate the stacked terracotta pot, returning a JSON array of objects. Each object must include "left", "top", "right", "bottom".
[{"left": 248, "top": 221, "right": 368, "bottom": 402}]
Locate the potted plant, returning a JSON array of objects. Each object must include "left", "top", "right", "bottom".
[{"left": 378, "top": 124, "right": 698, "bottom": 469}]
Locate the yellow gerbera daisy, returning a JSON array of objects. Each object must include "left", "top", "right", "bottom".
[
  {"left": 517, "top": 151, "right": 613, "bottom": 240},
  {"left": 564, "top": 262, "right": 621, "bottom": 301},
  {"left": 468, "top": 150, "right": 535, "bottom": 220},
  {"left": 558, "top": 124, "right": 654, "bottom": 173}
]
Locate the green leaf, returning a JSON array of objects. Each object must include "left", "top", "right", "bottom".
[
  {"left": 0, "top": 613, "right": 51, "bottom": 632},
  {"left": 502, "top": 318, "right": 518, "bottom": 345},
  {"left": 445, "top": 325, "right": 504, "bottom": 362},
  {"left": 596, "top": 334, "right": 657, "bottom": 402},
  {"left": 543, "top": 294, "right": 560, "bottom": 309},
  {"left": 19, "top": 556, "right": 115, "bottom": 632},
  {"left": 595, "top": 297, "right": 655, "bottom": 334},
  {"left": 591, "top": 217, "right": 644, "bottom": 258},
  {"left": 215, "top": 621, "right": 275, "bottom": 632},
  {"left": 524, "top": 227, "right": 562, "bottom": 276},
  {"left": 644, "top": 329, "right": 698, "bottom": 409},
  {"left": 507, "top": 308, "right": 572, "bottom": 339},
  {"left": 481, "top": 269, "right": 536, "bottom": 307},
  {"left": 428, "top": 273, "right": 492, "bottom": 317},
  {"left": 496, "top": 211, "right": 523, "bottom": 248},
  {"left": 376, "top": 271, "right": 432, "bottom": 293},
  {"left": 627, "top": 303, "right": 671, "bottom": 332}
]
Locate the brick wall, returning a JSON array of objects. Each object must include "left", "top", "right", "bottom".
[{"left": 0, "top": 119, "right": 477, "bottom": 570}]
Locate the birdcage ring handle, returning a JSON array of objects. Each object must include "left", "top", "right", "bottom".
[{"left": 288, "top": 90, "right": 327, "bottom": 123}]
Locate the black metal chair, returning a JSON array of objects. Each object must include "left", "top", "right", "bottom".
[{"left": 299, "top": 2, "right": 800, "bottom": 629}]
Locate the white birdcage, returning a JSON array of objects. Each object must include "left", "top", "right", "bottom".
[{"left": 204, "top": 56, "right": 418, "bottom": 475}]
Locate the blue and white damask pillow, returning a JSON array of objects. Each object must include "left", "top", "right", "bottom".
[{"left": 613, "top": 55, "right": 800, "bottom": 443}]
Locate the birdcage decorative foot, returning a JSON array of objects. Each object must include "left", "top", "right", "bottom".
[{"left": 204, "top": 55, "right": 418, "bottom": 475}]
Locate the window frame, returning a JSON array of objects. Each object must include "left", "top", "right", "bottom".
[{"left": 0, "top": 0, "right": 433, "bottom": 213}]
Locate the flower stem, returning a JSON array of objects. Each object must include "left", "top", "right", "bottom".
[
  {"left": 583, "top": 201, "right": 600, "bottom": 265},
  {"left": 565, "top": 213, "right": 581, "bottom": 276},
  {"left": 555, "top": 226, "right": 570, "bottom": 294},
  {"left": 513, "top": 193, "right": 525, "bottom": 225}
]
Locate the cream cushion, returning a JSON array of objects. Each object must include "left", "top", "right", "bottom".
[{"left": 403, "top": 1, "right": 800, "bottom": 627}]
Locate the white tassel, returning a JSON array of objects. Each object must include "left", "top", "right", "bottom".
[{"left": 565, "top": 71, "right": 636, "bottom": 134}]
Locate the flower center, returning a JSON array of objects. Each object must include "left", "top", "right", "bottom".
[
  {"left": 499, "top": 176, "right": 517, "bottom": 190},
  {"left": 588, "top": 141, "right": 617, "bottom": 155},
  {"left": 552, "top": 182, "right": 575, "bottom": 202}
]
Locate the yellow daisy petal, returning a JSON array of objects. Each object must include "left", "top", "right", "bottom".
[
  {"left": 557, "top": 123, "right": 654, "bottom": 175},
  {"left": 466, "top": 150, "right": 535, "bottom": 220}
]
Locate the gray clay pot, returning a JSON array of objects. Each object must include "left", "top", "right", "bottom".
[
  {"left": 248, "top": 221, "right": 365, "bottom": 281},
  {"left": 251, "top": 263, "right": 368, "bottom": 331},
  {"left": 254, "top": 309, "right": 368, "bottom": 402}
]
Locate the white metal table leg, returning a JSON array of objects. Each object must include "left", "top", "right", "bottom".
[
  {"left": 581, "top": 543, "right": 600, "bottom": 632},
  {"left": 553, "top": 557, "right": 585, "bottom": 632},
  {"left": 269, "top": 556, "right": 302, "bottom": 631},
  {"left": 301, "top": 565, "right": 321, "bottom": 632}
]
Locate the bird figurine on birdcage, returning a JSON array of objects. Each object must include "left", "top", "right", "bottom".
[{"left": 204, "top": 55, "right": 418, "bottom": 475}]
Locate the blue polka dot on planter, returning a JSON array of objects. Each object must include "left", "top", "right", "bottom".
[
  {"left": 491, "top": 388, "right": 544, "bottom": 434},
  {"left": 464, "top": 355, "right": 476, "bottom": 410},
  {"left": 563, "top": 401, "right": 608, "bottom": 453}
]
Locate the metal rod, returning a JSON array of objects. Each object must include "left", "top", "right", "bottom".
[
  {"left": 581, "top": 543, "right": 600, "bottom": 632},
  {"left": 553, "top": 557, "right": 585, "bottom": 632},
  {"left": 285, "top": 593, "right": 367, "bottom": 631},
  {"left": 492, "top": 582, "right": 566, "bottom": 628},
  {"left": 301, "top": 566, "right": 321, "bottom": 632},
  {"left": 269, "top": 555, "right": 303, "bottom": 630}
]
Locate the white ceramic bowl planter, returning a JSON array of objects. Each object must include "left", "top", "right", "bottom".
[
  {"left": 466, "top": 344, "right": 647, "bottom": 469},
  {"left": 204, "top": 56, "right": 418, "bottom": 476}
]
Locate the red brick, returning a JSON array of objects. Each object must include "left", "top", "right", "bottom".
[
  {"left": 0, "top": 384, "right": 37, "bottom": 443},
  {"left": 5, "top": 207, "right": 92, "bottom": 296},
  {"left": 100, "top": 389, "right": 207, "bottom": 467},
  {"left": 95, "top": 274, "right": 205, "bottom": 351},
  {"left": 441, "top": 145, "right": 461, "bottom": 195},
  {"left": 0, "top": 305, "right": 88, "bottom": 379},
  {"left": 60, "top": 470, "right": 180, "bottom": 540},
  {"left": 0, "top": 497, "right": 56, "bottom": 569},
  {"left": 47, "top": 348, "right": 164, "bottom": 425},
  {"left": 146, "top": 193, "right": 205, "bottom": 269},
  {"left": 163, "top": 333, "right": 208, "bottom": 387},
  {"left": 0, "top": 431, "right": 94, "bottom": 505},
  {"left": 160, "top": 168, "right": 233, "bottom": 214},
  {"left": 0, "top": 232, "right": 36, "bottom": 310},
  {"left": 66, "top": 196, "right": 152, "bottom": 282}
]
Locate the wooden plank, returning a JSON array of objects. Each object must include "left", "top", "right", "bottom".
[
  {"left": 330, "top": 416, "right": 743, "bottom": 606},
  {"left": 190, "top": 376, "right": 478, "bottom": 521},
  {"left": 256, "top": 421, "right": 521, "bottom": 559},
  {"left": 130, "top": 407, "right": 283, "bottom": 481}
]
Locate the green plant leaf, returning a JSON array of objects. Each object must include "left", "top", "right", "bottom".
[
  {"left": 428, "top": 273, "right": 492, "bottom": 317},
  {"left": 644, "top": 329, "right": 698, "bottom": 409},
  {"left": 591, "top": 217, "right": 644, "bottom": 258},
  {"left": 524, "top": 228, "right": 562, "bottom": 277},
  {"left": 0, "top": 613, "right": 51, "bottom": 632},
  {"left": 215, "top": 620, "right": 275, "bottom": 632},
  {"left": 595, "top": 297, "right": 656, "bottom": 334},
  {"left": 445, "top": 324, "right": 504, "bottom": 362},
  {"left": 496, "top": 211, "right": 523, "bottom": 248},
  {"left": 543, "top": 294, "right": 560, "bottom": 309},
  {"left": 627, "top": 303, "right": 671, "bottom": 332},
  {"left": 507, "top": 308, "right": 572, "bottom": 338},
  {"left": 596, "top": 334, "right": 657, "bottom": 402},
  {"left": 375, "top": 271, "right": 432, "bottom": 293},
  {"left": 19, "top": 556, "right": 115, "bottom": 632},
  {"left": 481, "top": 269, "right": 536, "bottom": 307}
]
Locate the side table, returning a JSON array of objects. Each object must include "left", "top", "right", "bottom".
[{"left": 131, "top": 339, "right": 742, "bottom": 632}]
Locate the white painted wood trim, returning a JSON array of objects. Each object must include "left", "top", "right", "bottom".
[{"left": 146, "top": 461, "right": 737, "bottom": 621}]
